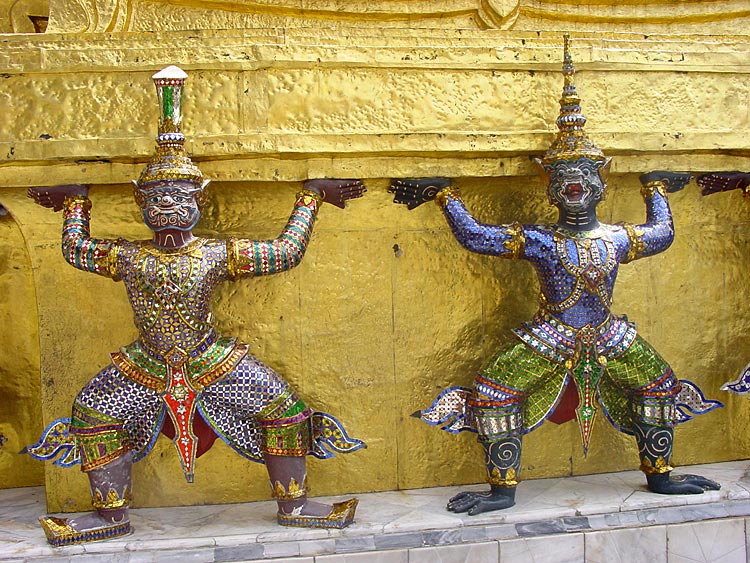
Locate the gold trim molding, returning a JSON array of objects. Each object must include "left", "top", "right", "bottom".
[{"left": 44, "top": 0, "right": 750, "bottom": 33}]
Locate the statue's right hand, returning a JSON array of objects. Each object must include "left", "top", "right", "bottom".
[
  {"left": 27, "top": 184, "right": 89, "bottom": 212},
  {"left": 389, "top": 177, "right": 451, "bottom": 210},
  {"left": 639, "top": 171, "right": 693, "bottom": 193}
]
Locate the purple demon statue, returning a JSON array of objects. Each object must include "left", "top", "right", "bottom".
[{"left": 26, "top": 66, "right": 366, "bottom": 545}]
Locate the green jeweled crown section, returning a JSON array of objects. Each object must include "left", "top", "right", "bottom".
[{"left": 137, "top": 65, "right": 205, "bottom": 188}]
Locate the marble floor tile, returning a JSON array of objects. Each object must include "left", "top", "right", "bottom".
[
  {"left": 381, "top": 509, "right": 463, "bottom": 534},
  {"left": 214, "top": 543, "right": 265, "bottom": 562},
  {"left": 297, "top": 538, "right": 338, "bottom": 557},
  {"left": 316, "top": 549, "right": 408, "bottom": 562},
  {"left": 515, "top": 473, "right": 635, "bottom": 517},
  {"left": 667, "top": 519, "right": 746, "bottom": 563},
  {"left": 499, "top": 533, "right": 584, "bottom": 563},
  {"left": 128, "top": 548, "right": 215, "bottom": 563},
  {"left": 65, "top": 554, "right": 132, "bottom": 563},
  {"left": 408, "top": 542, "right": 499, "bottom": 563},
  {"left": 584, "top": 525, "right": 667, "bottom": 563},
  {"left": 237, "top": 559, "right": 313, "bottom": 563}
]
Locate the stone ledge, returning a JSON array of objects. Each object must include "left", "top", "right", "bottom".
[
  {"left": 1, "top": 30, "right": 748, "bottom": 184},
  {"left": 2, "top": 134, "right": 749, "bottom": 187},
  {"left": 2, "top": 460, "right": 750, "bottom": 562},
  {"left": 2, "top": 29, "right": 750, "bottom": 74}
]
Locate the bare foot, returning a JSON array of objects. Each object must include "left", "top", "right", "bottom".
[{"left": 447, "top": 488, "right": 515, "bottom": 515}]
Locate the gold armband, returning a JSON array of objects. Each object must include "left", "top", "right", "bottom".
[
  {"left": 92, "top": 486, "right": 131, "bottom": 510},
  {"left": 640, "top": 456, "right": 674, "bottom": 475},
  {"left": 434, "top": 186, "right": 461, "bottom": 207},
  {"left": 640, "top": 180, "right": 668, "bottom": 200},
  {"left": 621, "top": 223, "right": 646, "bottom": 264},
  {"left": 487, "top": 467, "right": 518, "bottom": 488},
  {"left": 296, "top": 189, "right": 323, "bottom": 207},
  {"left": 106, "top": 240, "right": 122, "bottom": 280},
  {"left": 502, "top": 222, "right": 526, "bottom": 260},
  {"left": 63, "top": 194, "right": 92, "bottom": 213}
]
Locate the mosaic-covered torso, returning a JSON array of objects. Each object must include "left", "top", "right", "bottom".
[
  {"left": 117, "top": 239, "right": 227, "bottom": 355},
  {"left": 515, "top": 225, "right": 634, "bottom": 363},
  {"left": 60, "top": 193, "right": 318, "bottom": 374},
  {"left": 440, "top": 188, "right": 675, "bottom": 362},
  {"left": 526, "top": 225, "right": 625, "bottom": 328}
]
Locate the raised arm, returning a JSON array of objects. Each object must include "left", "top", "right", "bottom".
[
  {"left": 622, "top": 171, "right": 691, "bottom": 263},
  {"left": 390, "top": 178, "right": 525, "bottom": 259},
  {"left": 227, "top": 179, "right": 365, "bottom": 278},
  {"left": 27, "top": 185, "right": 119, "bottom": 278}
]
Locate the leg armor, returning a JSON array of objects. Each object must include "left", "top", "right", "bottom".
[
  {"left": 633, "top": 421, "right": 675, "bottom": 477},
  {"left": 71, "top": 403, "right": 131, "bottom": 472},
  {"left": 445, "top": 376, "right": 525, "bottom": 514},
  {"left": 483, "top": 437, "right": 521, "bottom": 504},
  {"left": 259, "top": 390, "right": 358, "bottom": 529},
  {"left": 257, "top": 388, "right": 313, "bottom": 459},
  {"left": 631, "top": 382, "right": 720, "bottom": 495},
  {"left": 39, "top": 402, "right": 135, "bottom": 546},
  {"left": 471, "top": 374, "right": 525, "bottom": 490},
  {"left": 630, "top": 372, "right": 679, "bottom": 475}
]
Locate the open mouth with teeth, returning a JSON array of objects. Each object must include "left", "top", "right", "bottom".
[{"left": 564, "top": 182, "right": 585, "bottom": 201}]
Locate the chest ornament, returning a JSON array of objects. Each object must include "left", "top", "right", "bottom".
[{"left": 543, "top": 232, "right": 617, "bottom": 314}]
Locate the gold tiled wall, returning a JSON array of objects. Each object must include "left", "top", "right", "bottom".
[{"left": 0, "top": 7, "right": 749, "bottom": 510}]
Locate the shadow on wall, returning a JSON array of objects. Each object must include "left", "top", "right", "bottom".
[{"left": 0, "top": 202, "right": 44, "bottom": 489}]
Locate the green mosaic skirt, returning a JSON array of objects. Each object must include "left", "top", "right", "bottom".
[{"left": 479, "top": 335, "right": 673, "bottom": 435}]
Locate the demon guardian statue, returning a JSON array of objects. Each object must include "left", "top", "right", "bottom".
[
  {"left": 393, "top": 37, "right": 721, "bottom": 515},
  {"left": 26, "top": 66, "right": 366, "bottom": 545}
]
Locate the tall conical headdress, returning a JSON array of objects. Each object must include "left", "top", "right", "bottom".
[
  {"left": 541, "top": 35, "right": 605, "bottom": 165},
  {"left": 136, "top": 66, "right": 205, "bottom": 191}
]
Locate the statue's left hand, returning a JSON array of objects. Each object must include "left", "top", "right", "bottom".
[
  {"left": 303, "top": 179, "right": 366, "bottom": 209},
  {"left": 647, "top": 473, "right": 721, "bottom": 495},
  {"left": 27, "top": 184, "right": 90, "bottom": 212},
  {"left": 639, "top": 171, "right": 693, "bottom": 193},
  {"left": 696, "top": 171, "right": 750, "bottom": 196}
]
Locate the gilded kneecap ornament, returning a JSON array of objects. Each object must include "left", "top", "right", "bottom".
[
  {"left": 25, "top": 66, "right": 367, "bottom": 545},
  {"left": 393, "top": 35, "right": 722, "bottom": 516}
]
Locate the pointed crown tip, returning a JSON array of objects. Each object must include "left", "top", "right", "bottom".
[{"left": 541, "top": 34, "right": 605, "bottom": 165}]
